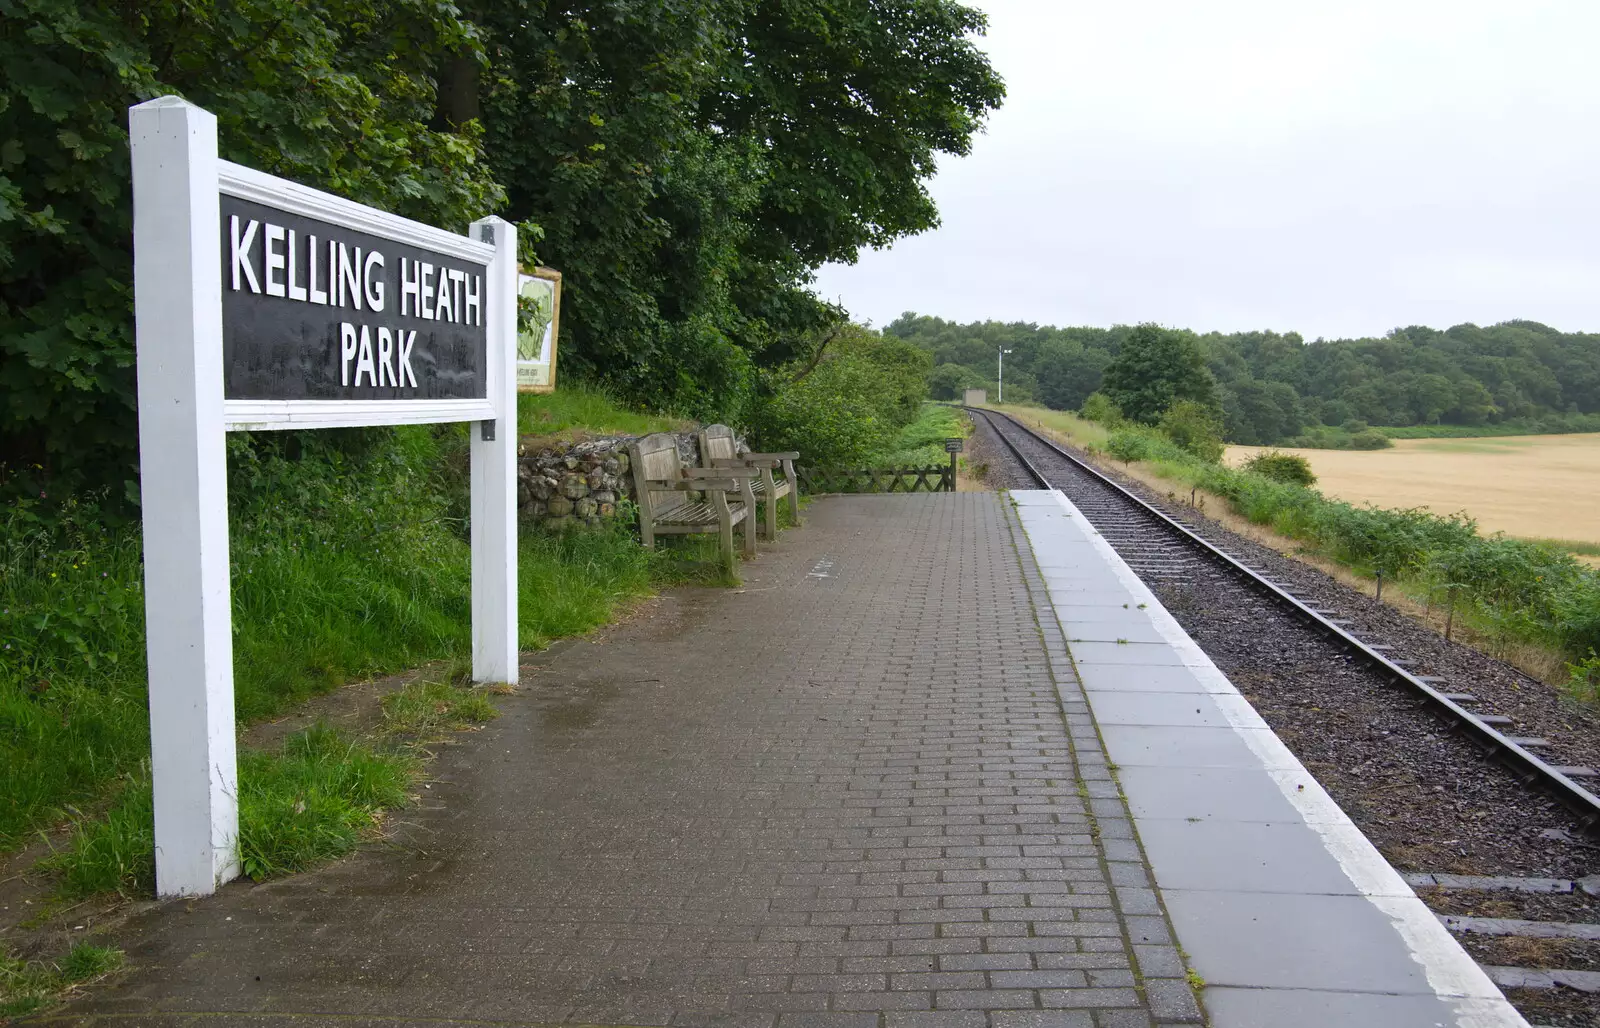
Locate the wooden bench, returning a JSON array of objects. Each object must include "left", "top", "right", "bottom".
[
  {"left": 698, "top": 424, "right": 799, "bottom": 540},
  {"left": 628, "top": 432, "right": 757, "bottom": 561}
]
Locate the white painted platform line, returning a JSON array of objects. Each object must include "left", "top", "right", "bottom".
[{"left": 1009, "top": 489, "right": 1528, "bottom": 1028}]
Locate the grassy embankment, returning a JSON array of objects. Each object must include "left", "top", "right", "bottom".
[
  {"left": 989, "top": 403, "right": 1600, "bottom": 691},
  {"left": 0, "top": 387, "right": 714, "bottom": 902},
  {"left": 882, "top": 403, "right": 968, "bottom": 465}
]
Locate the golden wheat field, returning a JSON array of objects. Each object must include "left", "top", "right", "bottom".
[{"left": 1226, "top": 433, "right": 1600, "bottom": 549}]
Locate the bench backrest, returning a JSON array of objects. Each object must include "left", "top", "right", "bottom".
[
  {"left": 629, "top": 432, "right": 686, "bottom": 514},
  {"left": 699, "top": 423, "right": 738, "bottom": 465}
]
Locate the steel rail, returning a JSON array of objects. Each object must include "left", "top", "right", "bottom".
[{"left": 967, "top": 406, "right": 1600, "bottom": 829}]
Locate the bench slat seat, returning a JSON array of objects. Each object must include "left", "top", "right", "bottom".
[
  {"left": 700, "top": 426, "right": 801, "bottom": 539},
  {"left": 628, "top": 432, "right": 756, "bottom": 561},
  {"left": 654, "top": 501, "right": 732, "bottom": 527}
]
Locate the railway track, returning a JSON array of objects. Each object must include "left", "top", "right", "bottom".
[{"left": 967, "top": 406, "right": 1600, "bottom": 1027}]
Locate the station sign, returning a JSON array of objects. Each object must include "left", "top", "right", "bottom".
[
  {"left": 221, "top": 194, "right": 488, "bottom": 401},
  {"left": 131, "top": 96, "right": 519, "bottom": 899}
]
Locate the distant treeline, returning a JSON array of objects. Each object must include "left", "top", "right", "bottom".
[{"left": 891, "top": 314, "right": 1600, "bottom": 445}]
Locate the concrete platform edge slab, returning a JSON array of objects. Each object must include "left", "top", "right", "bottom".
[
  {"left": 998, "top": 496, "right": 1205, "bottom": 1026},
  {"left": 1007, "top": 488, "right": 1527, "bottom": 1028}
]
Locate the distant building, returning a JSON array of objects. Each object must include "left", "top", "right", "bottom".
[{"left": 964, "top": 388, "right": 988, "bottom": 406}]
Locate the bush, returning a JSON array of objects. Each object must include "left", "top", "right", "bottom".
[
  {"left": 1158, "top": 400, "right": 1225, "bottom": 463},
  {"left": 1350, "top": 430, "right": 1393, "bottom": 450},
  {"left": 753, "top": 324, "right": 932, "bottom": 467},
  {"left": 1080, "top": 392, "right": 1123, "bottom": 426},
  {"left": 1241, "top": 450, "right": 1317, "bottom": 486},
  {"left": 1566, "top": 652, "right": 1600, "bottom": 704},
  {"left": 881, "top": 404, "right": 966, "bottom": 465},
  {"left": 1105, "top": 431, "right": 1152, "bottom": 465}
]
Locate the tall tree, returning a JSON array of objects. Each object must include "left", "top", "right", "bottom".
[
  {"left": 2, "top": 0, "right": 502, "bottom": 499},
  {"left": 473, "top": 0, "right": 1004, "bottom": 420},
  {"left": 1100, "top": 324, "right": 1218, "bottom": 424},
  {"left": 2, "top": 0, "right": 1004, "bottom": 499}
]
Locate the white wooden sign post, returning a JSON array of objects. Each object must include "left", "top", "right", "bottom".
[{"left": 130, "top": 96, "right": 518, "bottom": 898}]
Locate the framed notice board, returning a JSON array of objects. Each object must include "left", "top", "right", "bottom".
[{"left": 516, "top": 266, "right": 562, "bottom": 393}]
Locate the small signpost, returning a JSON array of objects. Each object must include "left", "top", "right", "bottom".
[
  {"left": 944, "top": 437, "right": 964, "bottom": 490},
  {"left": 131, "top": 96, "right": 519, "bottom": 898}
]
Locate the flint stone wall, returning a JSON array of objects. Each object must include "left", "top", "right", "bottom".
[{"left": 518, "top": 429, "right": 745, "bottom": 531}]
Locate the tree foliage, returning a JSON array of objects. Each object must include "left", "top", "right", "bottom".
[
  {"left": 1240, "top": 450, "right": 1316, "bottom": 486},
  {"left": 1100, "top": 324, "right": 1218, "bottom": 425},
  {"left": 1156, "top": 399, "right": 1224, "bottom": 463},
  {"left": 460, "top": 0, "right": 1003, "bottom": 422},
  {"left": 1, "top": 0, "right": 1004, "bottom": 500},
  {"left": 889, "top": 314, "right": 1600, "bottom": 446},
  {"left": 750, "top": 324, "right": 931, "bottom": 466},
  {"left": 1, "top": 0, "right": 505, "bottom": 499}
]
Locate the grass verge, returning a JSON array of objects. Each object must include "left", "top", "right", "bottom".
[
  {"left": 2, "top": 387, "right": 725, "bottom": 862},
  {"left": 517, "top": 385, "right": 687, "bottom": 443},
  {"left": 46, "top": 673, "right": 500, "bottom": 899},
  {"left": 1, "top": 943, "right": 123, "bottom": 1020}
]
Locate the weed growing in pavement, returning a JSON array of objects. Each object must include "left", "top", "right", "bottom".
[
  {"left": 382, "top": 676, "right": 501, "bottom": 739},
  {"left": 0, "top": 943, "right": 123, "bottom": 1019}
]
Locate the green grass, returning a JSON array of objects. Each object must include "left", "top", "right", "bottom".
[
  {"left": 991, "top": 403, "right": 1112, "bottom": 451},
  {"left": 2, "top": 407, "right": 715, "bottom": 866},
  {"left": 1, "top": 942, "right": 123, "bottom": 1019},
  {"left": 46, "top": 722, "right": 422, "bottom": 897},
  {"left": 48, "top": 674, "right": 511, "bottom": 897},
  {"left": 381, "top": 675, "right": 501, "bottom": 739},
  {"left": 517, "top": 385, "right": 686, "bottom": 440},
  {"left": 1522, "top": 537, "right": 1600, "bottom": 558},
  {"left": 878, "top": 404, "right": 967, "bottom": 465},
  {"left": 236, "top": 724, "right": 415, "bottom": 882}
]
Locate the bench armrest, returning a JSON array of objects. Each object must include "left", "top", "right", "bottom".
[
  {"left": 741, "top": 451, "right": 800, "bottom": 461},
  {"left": 684, "top": 466, "right": 757, "bottom": 479}
]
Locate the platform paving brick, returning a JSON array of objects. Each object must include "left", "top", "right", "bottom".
[{"left": 49, "top": 493, "right": 1199, "bottom": 1028}]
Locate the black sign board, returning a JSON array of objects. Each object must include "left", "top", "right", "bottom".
[
  {"left": 944, "top": 438, "right": 965, "bottom": 453},
  {"left": 220, "top": 195, "right": 488, "bottom": 401}
]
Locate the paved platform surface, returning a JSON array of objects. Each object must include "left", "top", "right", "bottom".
[
  {"left": 1011, "top": 490, "right": 1526, "bottom": 1028},
  {"left": 51, "top": 494, "right": 1199, "bottom": 1028}
]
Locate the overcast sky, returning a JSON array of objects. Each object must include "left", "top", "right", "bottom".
[{"left": 812, "top": 0, "right": 1600, "bottom": 340}]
